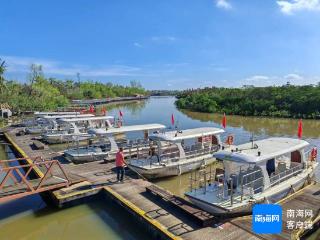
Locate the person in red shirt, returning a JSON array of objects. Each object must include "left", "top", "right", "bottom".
[{"left": 115, "top": 147, "right": 125, "bottom": 182}]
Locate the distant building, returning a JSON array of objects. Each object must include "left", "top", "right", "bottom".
[
  {"left": 133, "top": 93, "right": 144, "bottom": 97},
  {"left": 0, "top": 103, "right": 12, "bottom": 118}
]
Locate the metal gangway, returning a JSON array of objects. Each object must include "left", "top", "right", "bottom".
[{"left": 0, "top": 157, "right": 70, "bottom": 203}]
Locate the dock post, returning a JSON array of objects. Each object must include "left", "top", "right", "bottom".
[
  {"left": 190, "top": 171, "right": 193, "bottom": 192},
  {"left": 204, "top": 169, "right": 207, "bottom": 194},
  {"left": 230, "top": 178, "right": 233, "bottom": 206},
  {"left": 240, "top": 176, "right": 244, "bottom": 202}
]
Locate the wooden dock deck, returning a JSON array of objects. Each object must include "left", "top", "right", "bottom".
[{"left": 1, "top": 126, "right": 320, "bottom": 240}]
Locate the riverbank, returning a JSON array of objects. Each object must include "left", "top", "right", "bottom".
[{"left": 176, "top": 85, "right": 320, "bottom": 119}]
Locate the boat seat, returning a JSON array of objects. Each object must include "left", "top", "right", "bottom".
[{"left": 278, "top": 162, "right": 287, "bottom": 173}]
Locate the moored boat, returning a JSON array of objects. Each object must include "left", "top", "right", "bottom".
[
  {"left": 42, "top": 115, "right": 114, "bottom": 144},
  {"left": 63, "top": 123, "right": 166, "bottom": 163},
  {"left": 128, "top": 127, "right": 224, "bottom": 179},
  {"left": 184, "top": 137, "right": 319, "bottom": 217}
]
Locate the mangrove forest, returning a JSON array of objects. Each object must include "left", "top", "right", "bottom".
[
  {"left": 175, "top": 85, "right": 320, "bottom": 119},
  {"left": 0, "top": 58, "right": 146, "bottom": 112}
]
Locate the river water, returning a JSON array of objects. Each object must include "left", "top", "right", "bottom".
[{"left": 0, "top": 96, "right": 319, "bottom": 239}]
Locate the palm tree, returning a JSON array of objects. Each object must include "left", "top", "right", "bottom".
[{"left": 0, "top": 58, "right": 8, "bottom": 94}]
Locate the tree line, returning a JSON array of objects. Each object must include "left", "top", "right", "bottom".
[
  {"left": 175, "top": 85, "right": 320, "bottom": 119},
  {"left": 0, "top": 58, "right": 146, "bottom": 112}
]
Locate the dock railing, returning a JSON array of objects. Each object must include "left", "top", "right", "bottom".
[{"left": 0, "top": 157, "right": 70, "bottom": 203}]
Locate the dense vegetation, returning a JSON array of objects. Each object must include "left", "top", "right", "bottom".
[
  {"left": 176, "top": 86, "right": 320, "bottom": 119},
  {"left": 149, "top": 90, "right": 180, "bottom": 96},
  {"left": 0, "top": 59, "right": 146, "bottom": 112}
]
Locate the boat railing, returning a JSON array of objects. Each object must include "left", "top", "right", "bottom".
[
  {"left": 130, "top": 144, "right": 219, "bottom": 167},
  {"left": 269, "top": 163, "right": 304, "bottom": 187},
  {"left": 185, "top": 145, "right": 219, "bottom": 159},
  {"left": 240, "top": 176, "right": 264, "bottom": 201},
  {"left": 189, "top": 164, "right": 215, "bottom": 194}
]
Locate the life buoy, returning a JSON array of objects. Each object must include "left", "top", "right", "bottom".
[
  {"left": 310, "top": 147, "right": 317, "bottom": 161},
  {"left": 225, "top": 135, "right": 234, "bottom": 145}
]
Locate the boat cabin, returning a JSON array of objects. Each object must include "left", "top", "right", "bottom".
[
  {"left": 57, "top": 115, "right": 114, "bottom": 134},
  {"left": 130, "top": 127, "right": 224, "bottom": 166},
  {"left": 213, "top": 138, "right": 309, "bottom": 192},
  {"left": 87, "top": 123, "right": 166, "bottom": 152},
  {"left": 64, "top": 123, "right": 166, "bottom": 163}
]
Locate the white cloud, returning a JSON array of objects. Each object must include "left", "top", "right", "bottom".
[
  {"left": 150, "top": 36, "right": 177, "bottom": 43},
  {"left": 1, "top": 55, "right": 142, "bottom": 77},
  {"left": 277, "top": 0, "right": 320, "bottom": 14},
  {"left": 216, "top": 0, "right": 232, "bottom": 10},
  {"left": 283, "top": 73, "right": 303, "bottom": 81},
  {"left": 244, "top": 73, "right": 320, "bottom": 86},
  {"left": 133, "top": 42, "right": 143, "bottom": 48}
]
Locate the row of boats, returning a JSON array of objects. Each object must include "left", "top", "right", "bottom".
[{"left": 22, "top": 111, "right": 319, "bottom": 216}]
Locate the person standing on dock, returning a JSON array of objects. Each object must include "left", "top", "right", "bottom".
[{"left": 115, "top": 147, "right": 125, "bottom": 182}]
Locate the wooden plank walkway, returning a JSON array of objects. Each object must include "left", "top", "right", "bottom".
[
  {"left": 146, "top": 184, "right": 218, "bottom": 227},
  {"left": 230, "top": 182, "right": 320, "bottom": 240},
  {"left": 107, "top": 179, "right": 260, "bottom": 240}
]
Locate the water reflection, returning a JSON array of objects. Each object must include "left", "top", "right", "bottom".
[
  {"left": 98, "top": 99, "right": 148, "bottom": 117},
  {"left": 181, "top": 109, "right": 320, "bottom": 138}
]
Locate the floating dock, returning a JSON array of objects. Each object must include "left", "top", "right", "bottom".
[{"left": 1, "top": 126, "right": 320, "bottom": 240}]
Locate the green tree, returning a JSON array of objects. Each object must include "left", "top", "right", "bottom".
[{"left": 0, "top": 59, "right": 7, "bottom": 94}]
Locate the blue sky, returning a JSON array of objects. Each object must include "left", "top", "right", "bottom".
[{"left": 1, "top": 0, "right": 320, "bottom": 89}]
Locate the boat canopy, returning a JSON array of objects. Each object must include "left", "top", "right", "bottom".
[
  {"left": 88, "top": 123, "right": 166, "bottom": 135},
  {"left": 42, "top": 114, "right": 94, "bottom": 119},
  {"left": 34, "top": 111, "right": 81, "bottom": 116},
  {"left": 56, "top": 116, "right": 114, "bottom": 123},
  {"left": 213, "top": 137, "right": 309, "bottom": 164},
  {"left": 149, "top": 127, "right": 224, "bottom": 142}
]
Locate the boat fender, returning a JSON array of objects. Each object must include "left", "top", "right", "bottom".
[
  {"left": 225, "top": 135, "right": 234, "bottom": 145},
  {"left": 311, "top": 147, "right": 317, "bottom": 161}
]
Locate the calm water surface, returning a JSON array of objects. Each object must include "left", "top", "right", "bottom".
[{"left": 0, "top": 96, "right": 319, "bottom": 239}]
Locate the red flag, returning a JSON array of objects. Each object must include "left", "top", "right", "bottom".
[
  {"left": 222, "top": 113, "right": 227, "bottom": 129},
  {"left": 89, "top": 105, "right": 95, "bottom": 113},
  {"left": 119, "top": 110, "right": 123, "bottom": 118},
  {"left": 297, "top": 119, "right": 303, "bottom": 139},
  {"left": 171, "top": 114, "right": 175, "bottom": 126}
]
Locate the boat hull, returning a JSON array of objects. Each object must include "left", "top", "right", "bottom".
[
  {"left": 64, "top": 152, "right": 109, "bottom": 163},
  {"left": 129, "top": 156, "right": 216, "bottom": 179},
  {"left": 43, "top": 134, "right": 92, "bottom": 144}
]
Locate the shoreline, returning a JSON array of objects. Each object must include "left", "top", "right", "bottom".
[{"left": 177, "top": 106, "right": 320, "bottom": 120}]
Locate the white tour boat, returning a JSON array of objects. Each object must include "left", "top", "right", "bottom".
[
  {"left": 128, "top": 127, "right": 225, "bottom": 179},
  {"left": 63, "top": 123, "right": 166, "bottom": 163},
  {"left": 42, "top": 115, "right": 114, "bottom": 144},
  {"left": 25, "top": 114, "right": 95, "bottom": 134},
  {"left": 34, "top": 111, "right": 81, "bottom": 117},
  {"left": 185, "top": 137, "right": 319, "bottom": 217}
]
